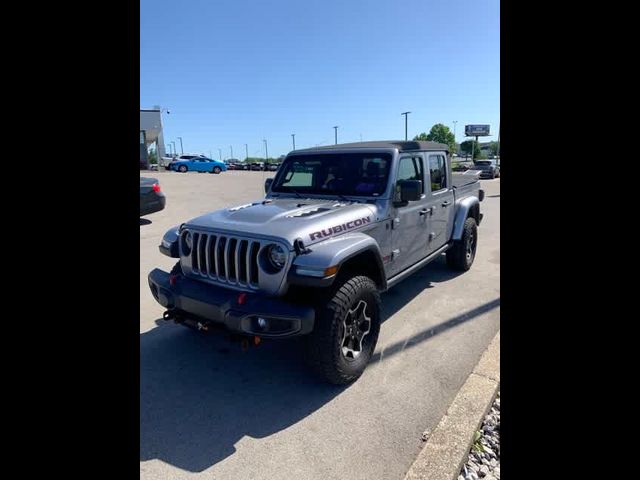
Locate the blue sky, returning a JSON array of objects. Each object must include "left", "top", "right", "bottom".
[{"left": 141, "top": 0, "right": 499, "bottom": 159}]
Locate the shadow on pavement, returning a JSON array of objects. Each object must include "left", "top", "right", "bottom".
[
  {"left": 140, "top": 326, "right": 347, "bottom": 472},
  {"left": 140, "top": 218, "right": 152, "bottom": 226},
  {"left": 140, "top": 255, "right": 477, "bottom": 472}
]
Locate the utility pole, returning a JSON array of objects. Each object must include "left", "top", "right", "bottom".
[
  {"left": 218, "top": 148, "right": 222, "bottom": 161},
  {"left": 333, "top": 126, "right": 338, "bottom": 145},
  {"left": 263, "top": 139, "right": 268, "bottom": 162},
  {"left": 171, "top": 141, "right": 177, "bottom": 156},
  {"left": 291, "top": 133, "right": 296, "bottom": 150},
  {"left": 177, "top": 137, "right": 184, "bottom": 154},
  {"left": 401, "top": 112, "right": 411, "bottom": 141},
  {"left": 453, "top": 120, "right": 458, "bottom": 140},
  {"left": 245, "top": 143, "right": 249, "bottom": 161},
  {"left": 230, "top": 145, "right": 233, "bottom": 159}
]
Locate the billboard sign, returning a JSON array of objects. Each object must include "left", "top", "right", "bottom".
[{"left": 465, "top": 124, "right": 491, "bottom": 137}]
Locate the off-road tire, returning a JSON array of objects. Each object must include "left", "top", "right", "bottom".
[
  {"left": 446, "top": 217, "right": 478, "bottom": 271},
  {"left": 306, "top": 275, "right": 381, "bottom": 385}
]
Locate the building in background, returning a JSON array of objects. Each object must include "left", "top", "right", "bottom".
[{"left": 140, "top": 107, "right": 167, "bottom": 169}]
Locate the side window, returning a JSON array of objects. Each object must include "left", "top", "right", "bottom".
[
  {"left": 396, "top": 156, "right": 424, "bottom": 193},
  {"left": 429, "top": 155, "right": 447, "bottom": 191}
]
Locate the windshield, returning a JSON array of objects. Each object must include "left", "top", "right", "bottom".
[
  {"left": 471, "top": 161, "right": 493, "bottom": 168},
  {"left": 271, "top": 153, "right": 392, "bottom": 197}
]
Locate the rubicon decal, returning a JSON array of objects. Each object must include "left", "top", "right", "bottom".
[{"left": 309, "top": 217, "right": 371, "bottom": 241}]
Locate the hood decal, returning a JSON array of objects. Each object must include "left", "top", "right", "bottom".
[{"left": 309, "top": 216, "right": 371, "bottom": 241}]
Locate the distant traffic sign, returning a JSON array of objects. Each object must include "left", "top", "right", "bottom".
[{"left": 465, "top": 124, "right": 491, "bottom": 137}]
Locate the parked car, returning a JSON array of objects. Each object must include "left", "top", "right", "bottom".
[
  {"left": 251, "top": 162, "right": 264, "bottom": 171},
  {"left": 469, "top": 160, "right": 500, "bottom": 179},
  {"left": 170, "top": 157, "right": 227, "bottom": 174},
  {"left": 149, "top": 140, "right": 484, "bottom": 384},
  {"left": 140, "top": 177, "right": 166, "bottom": 216}
]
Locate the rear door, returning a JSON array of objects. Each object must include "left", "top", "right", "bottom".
[
  {"left": 425, "top": 153, "right": 455, "bottom": 254},
  {"left": 389, "top": 154, "right": 430, "bottom": 276}
]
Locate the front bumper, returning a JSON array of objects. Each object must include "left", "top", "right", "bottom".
[{"left": 148, "top": 269, "right": 315, "bottom": 337}]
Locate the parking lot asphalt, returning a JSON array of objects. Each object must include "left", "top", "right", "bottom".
[{"left": 140, "top": 170, "right": 500, "bottom": 480}]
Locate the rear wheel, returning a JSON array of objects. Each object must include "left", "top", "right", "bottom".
[
  {"left": 179, "top": 165, "right": 188, "bottom": 173},
  {"left": 306, "top": 275, "right": 381, "bottom": 385},
  {"left": 212, "top": 166, "right": 222, "bottom": 174},
  {"left": 446, "top": 217, "right": 478, "bottom": 271}
]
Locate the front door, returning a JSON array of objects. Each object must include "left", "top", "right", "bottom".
[
  {"left": 425, "top": 153, "right": 455, "bottom": 254},
  {"left": 389, "top": 154, "right": 430, "bottom": 277}
]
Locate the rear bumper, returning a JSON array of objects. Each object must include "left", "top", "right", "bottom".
[
  {"left": 148, "top": 268, "right": 315, "bottom": 337},
  {"left": 140, "top": 194, "right": 166, "bottom": 216}
]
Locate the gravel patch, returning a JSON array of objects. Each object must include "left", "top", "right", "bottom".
[{"left": 459, "top": 391, "right": 500, "bottom": 480}]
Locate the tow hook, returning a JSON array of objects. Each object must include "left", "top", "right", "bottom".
[
  {"left": 163, "top": 309, "right": 185, "bottom": 325},
  {"left": 240, "top": 336, "right": 262, "bottom": 351}
]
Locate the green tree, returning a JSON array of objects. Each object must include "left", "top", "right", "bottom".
[
  {"left": 487, "top": 141, "right": 499, "bottom": 157},
  {"left": 148, "top": 146, "right": 158, "bottom": 164},
  {"left": 460, "top": 140, "right": 481, "bottom": 160},
  {"left": 413, "top": 123, "right": 457, "bottom": 153}
]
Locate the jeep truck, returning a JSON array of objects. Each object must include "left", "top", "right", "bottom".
[{"left": 148, "top": 141, "right": 484, "bottom": 384}]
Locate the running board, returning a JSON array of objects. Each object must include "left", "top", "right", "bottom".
[{"left": 385, "top": 242, "right": 452, "bottom": 290}]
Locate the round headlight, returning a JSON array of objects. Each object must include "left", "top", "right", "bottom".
[
  {"left": 181, "top": 231, "right": 192, "bottom": 256},
  {"left": 268, "top": 244, "right": 286, "bottom": 269}
]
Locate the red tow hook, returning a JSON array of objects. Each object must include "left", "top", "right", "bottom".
[
  {"left": 169, "top": 274, "right": 179, "bottom": 286},
  {"left": 237, "top": 293, "right": 247, "bottom": 305}
]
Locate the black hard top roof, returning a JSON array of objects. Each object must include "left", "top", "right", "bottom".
[{"left": 293, "top": 140, "right": 449, "bottom": 153}]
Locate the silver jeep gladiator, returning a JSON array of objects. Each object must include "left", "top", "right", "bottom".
[{"left": 148, "top": 141, "right": 484, "bottom": 384}]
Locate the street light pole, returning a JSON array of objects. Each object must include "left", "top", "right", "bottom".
[
  {"left": 291, "top": 133, "right": 296, "bottom": 150},
  {"left": 333, "top": 126, "right": 338, "bottom": 145},
  {"left": 453, "top": 120, "right": 458, "bottom": 140},
  {"left": 401, "top": 112, "right": 411, "bottom": 141},
  {"left": 230, "top": 145, "right": 233, "bottom": 159},
  {"left": 177, "top": 137, "right": 184, "bottom": 154},
  {"left": 218, "top": 148, "right": 222, "bottom": 161},
  {"left": 263, "top": 139, "right": 268, "bottom": 162},
  {"left": 245, "top": 144, "right": 248, "bottom": 161},
  {"left": 171, "top": 141, "right": 177, "bottom": 156}
]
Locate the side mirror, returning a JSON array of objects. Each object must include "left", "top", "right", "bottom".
[
  {"left": 264, "top": 177, "right": 274, "bottom": 194},
  {"left": 398, "top": 180, "right": 422, "bottom": 202}
]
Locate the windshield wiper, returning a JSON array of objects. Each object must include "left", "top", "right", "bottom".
[{"left": 285, "top": 188, "right": 303, "bottom": 198}]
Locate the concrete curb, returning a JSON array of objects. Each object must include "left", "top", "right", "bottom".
[{"left": 404, "top": 331, "right": 500, "bottom": 480}]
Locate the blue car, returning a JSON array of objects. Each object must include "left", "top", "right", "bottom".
[{"left": 170, "top": 157, "right": 227, "bottom": 174}]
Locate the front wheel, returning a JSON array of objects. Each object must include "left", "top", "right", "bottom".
[
  {"left": 212, "top": 166, "right": 222, "bottom": 174},
  {"left": 446, "top": 217, "right": 478, "bottom": 271},
  {"left": 306, "top": 275, "right": 381, "bottom": 385},
  {"left": 178, "top": 165, "right": 188, "bottom": 173}
]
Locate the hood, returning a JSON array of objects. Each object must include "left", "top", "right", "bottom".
[{"left": 184, "top": 198, "right": 379, "bottom": 248}]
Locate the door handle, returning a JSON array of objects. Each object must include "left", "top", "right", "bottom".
[
  {"left": 441, "top": 201, "right": 452, "bottom": 207},
  {"left": 419, "top": 207, "right": 432, "bottom": 216}
]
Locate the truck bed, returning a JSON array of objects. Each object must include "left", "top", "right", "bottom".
[{"left": 452, "top": 171, "right": 482, "bottom": 202}]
